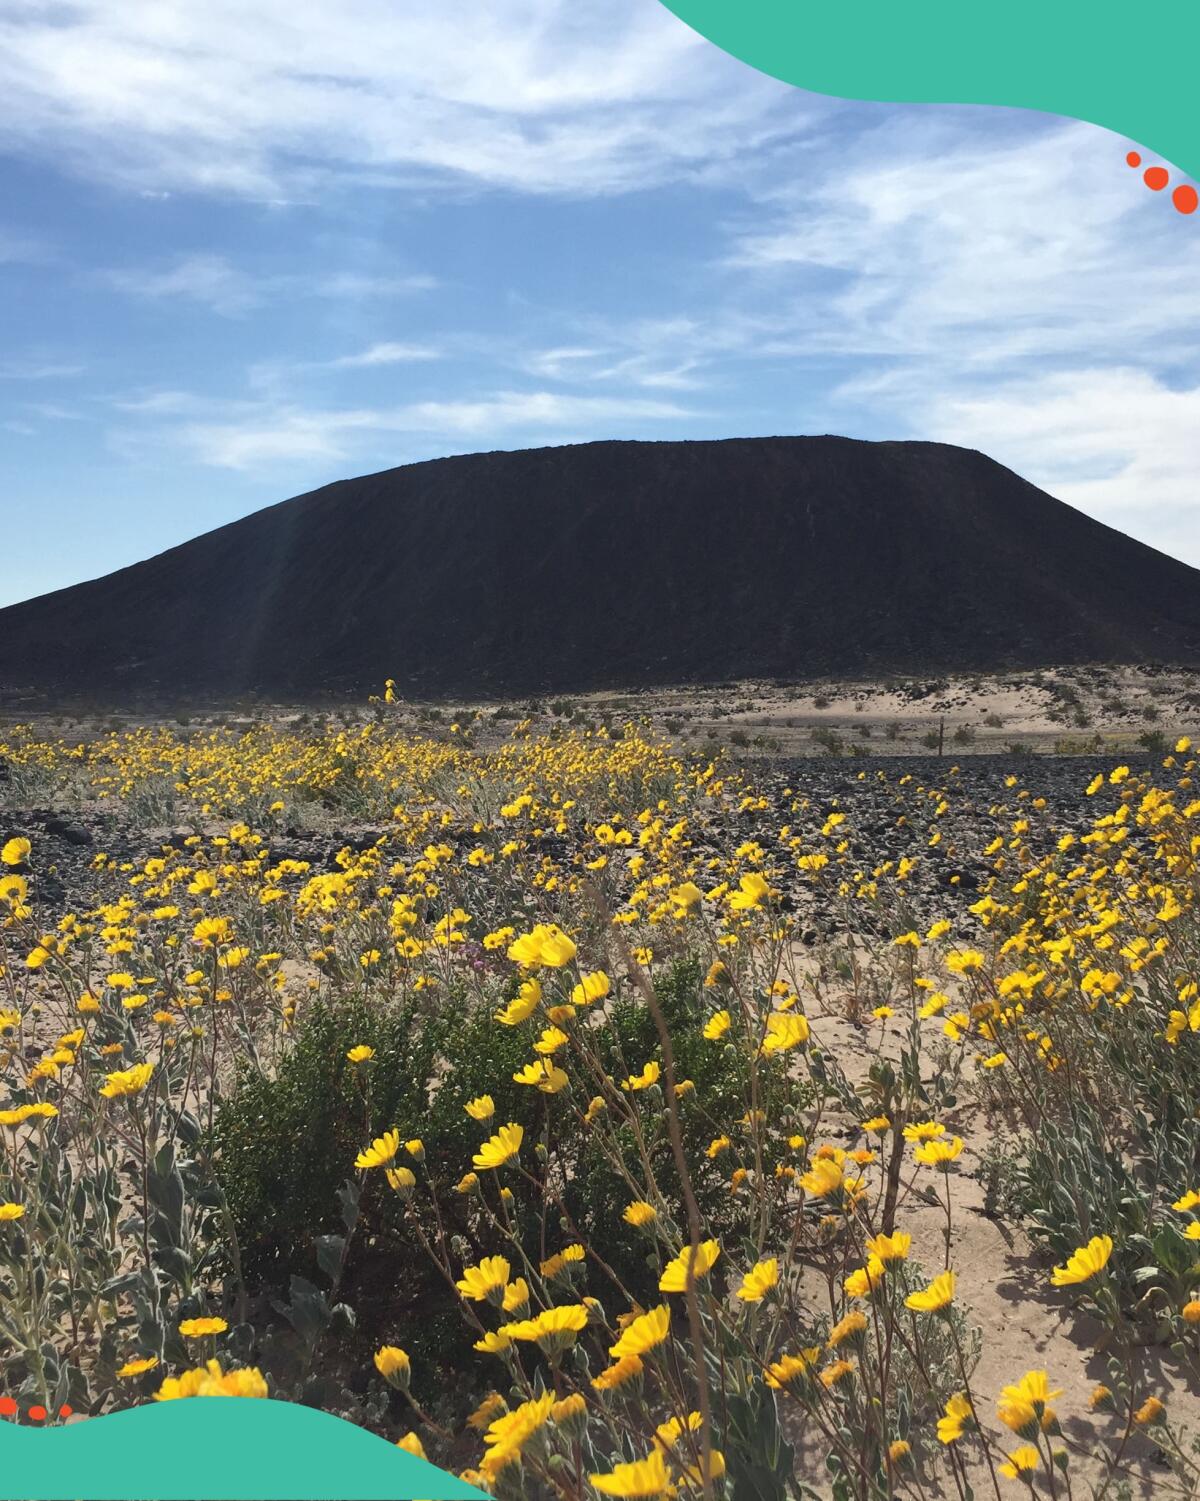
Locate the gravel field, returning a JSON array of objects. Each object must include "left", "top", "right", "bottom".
[{"left": 2, "top": 752, "right": 1159, "bottom": 933}]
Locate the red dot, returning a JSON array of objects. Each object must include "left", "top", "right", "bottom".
[
  {"left": 27, "top": 1405, "right": 47, "bottom": 1423},
  {"left": 1172, "top": 184, "right": 1199, "bottom": 215},
  {"left": 1144, "top": 166, "right": 1170, "bottom": 191},
  {"left": 58, "top": 1404, "right": 74, "bottom": 1418},
  {"left": 0, "top": 1397, "right": 16, "bottom": 1418},
  {"left": 1126, "top": 150, "right": 1142, "bottom": 167}
]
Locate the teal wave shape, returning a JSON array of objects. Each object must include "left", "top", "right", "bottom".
[
  {"left": 0, "top": 1401, "right": 490, "bottom": 1500},
  {"left": 657, "top": 0, "right": 1199, "bottom": 180}
]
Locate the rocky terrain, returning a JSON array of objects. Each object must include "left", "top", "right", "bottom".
[{"left": 5, "top": 752, "right": 1151, "bottom": 939}]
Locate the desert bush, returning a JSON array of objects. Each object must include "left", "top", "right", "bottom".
[
  {"left": 213, "top": 956, "right": 753, "bottom": 1378},
  {"left": 1052, "top": 734, "right": 1107, "bottom": 754}
]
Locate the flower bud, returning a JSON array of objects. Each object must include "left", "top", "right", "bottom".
[{"left": 374, "top": 1345, "right": 411, "bottom": 1392}]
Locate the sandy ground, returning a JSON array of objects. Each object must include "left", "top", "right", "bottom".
[
  {"left": 8, "top": 663, "right": 1196, "bottom": 761},
  {"left": 581, "top": 663, "right": 1200, "bottom": 760},
  {"left": 785, "top": 962, "right": 1200, "bottom": 1500}
]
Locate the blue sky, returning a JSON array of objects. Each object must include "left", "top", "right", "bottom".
[{"left": 1, "top": 0, "right": 1198, "bottom": 608}]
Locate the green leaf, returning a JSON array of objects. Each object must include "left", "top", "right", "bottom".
[
  {"left": 1153, "top": 1224, "right": 1193, "bottom": 1276},
  {"left": 274, "top": 1274, "right": 331, "bottom": 1345},
  {"left": 336, "top": 1179, "right": 361, "bottom": 1235},
  {"left": 314, "top": 1234, "right": 345, "bottom": 1286}
]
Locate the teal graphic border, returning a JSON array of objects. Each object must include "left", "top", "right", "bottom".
[
  {"left": 0, "top": 1401, "right": 490, "bottom": 1500},
  {"left": 657, "top": 0, "right": 1200, "bottom": 180}
]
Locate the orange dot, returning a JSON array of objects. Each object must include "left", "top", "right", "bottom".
[
  {"left": 58, "top": 1404, "right": 74, "bottom": 1418},
  {"left": 27, "top": 1405, "right": 47, "bottom": 1422},
  {"left": 1173, "top": 184, "right": 1199, "bottom": 214},
  {"left": 1144, "top": 166, "right": 1170, "bottom": 191},
  {"left": 1126, "top": 150, "right": 1142, "bottom": 167},
  {"left": 0, "top": 1397, "right": 16, "bottom": 1418}
]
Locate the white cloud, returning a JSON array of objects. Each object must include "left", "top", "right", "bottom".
[
  {"left": 715, "top": 117, "right": 1200, "bottom": 566},
  {"left": 901, "top": 367, "right": 1200, "bottom": 567},
  {"left": 120, "top": 388, "right": 699, "bottom": 469},
  {"left": 100, "top": 254, "right": 436, "bottom": 314},
  {"left": 102, "top": 253, "right": 259, "bottom": 314},
  {"left": 0, "top": 0, "right": 804, "bottom": 200},
  {"left": 326, "top": 342, "right": 440, "bottom": 369},
  {"left": 183, "top": 409, "right": 374, "bottom": 468},
  {"left": 24, "top": 401, "right": 89, "bottom": 422},
  {"left": 311, "top": 272, "right": 437, "bottom": 299},
  {"left": 111, "top": 389, "right": 220, "bottom": 414},
  {"left": 395, "top": 390, "right": 695, "bottom": 433},
  {"left": 731, "top": 118, "right": 1200, "bottom": 368},
  {"left": 0, "top": 360, "right": 84, "bottom": 380},
  {"left": 481, "top": 117, "right": 1200, "bottom": 426},
  {"left": 520, "top": 346, "right": 605, "bottom": 380},
  {"left": 0, "top": 228, "right": 50, "bottom": 264},
  {"left": 515, "top": 313, "right": 770, "bottom": 392}
]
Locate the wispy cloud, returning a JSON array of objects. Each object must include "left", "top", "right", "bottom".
[
  {"left": 101, "top": 254, "right": 260, "bottom": 315},
  {"left": 112, "top": 387, "right": 700, "bottom": 470},
  {"left": 902, "top": 367, "right": 1200, "bottom": 567},
  {"left": 0, "top": 360, "right": 84, "bottom": 380},
  {"left": 729, "top": 118, "right": 1200, "bottom": 366},
  {"left": 0, "top": 0, "right": 805, "bottom": 201},
  {"left": 514, "top": 313, "right": 771, "bottom": 392},
  {"left": 716, "top": 116, "right": 1200, "bottom": 563},
  {"left": 24, "top": 401, "right": 90, "bottom": 422},
  {"left": 310, "top": 272, "right": 438, "bottom": 299},
  {"left": 0, "top": 227, "right": 51, "bottom": 264},
  {"left": 325, "top": 342, "right": 441, "bottom": 369},
  {"left": 110, "top": 389, "right": 212, "bottom": 415},
  {"left": 99, "top": 254, "right": 436, "bottom": 315}
]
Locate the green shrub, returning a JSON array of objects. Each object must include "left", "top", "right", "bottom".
[
  {"left": 212, "top": 993, "right": 455, "bottom": 1282},
  {"left": 812, "top": 727, "right": 844, "bottom": 754},
  {"left": 211, "top": 956, "right": 758, "bottom": 1399}
]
